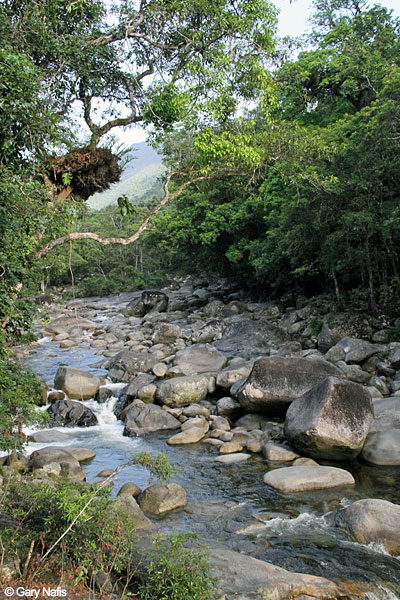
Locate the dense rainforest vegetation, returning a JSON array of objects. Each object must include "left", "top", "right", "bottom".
[{"left": 1, "top": 0, "right": 400, "bottom": 343}]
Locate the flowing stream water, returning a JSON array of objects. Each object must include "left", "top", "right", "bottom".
[{"left": 23, "top": 296, "right": 400, "bottom": 599}]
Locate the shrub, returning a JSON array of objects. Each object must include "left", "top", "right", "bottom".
[
  {"left": 1, "top": 477, "right": 137, "bottom": 587},
  {"left": 138, "top": 532, "right": 217, "bottom": 600},
  {"left": 0, "top": 355, "right": 46, "bottom": 453}
]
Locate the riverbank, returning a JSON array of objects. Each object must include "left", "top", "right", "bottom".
[{"left": 2, "top": 277, "right": 400, "bottom": 599}]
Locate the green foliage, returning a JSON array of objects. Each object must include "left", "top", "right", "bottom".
[
  {"left": 133, "top": 452, "right": 181, "bottom": 483},
  {"left": 1, "top": 477, "right": 137, "bottom": 584},
  {"left": 138, "top": 532, "right": 216, "bottom": 600},
  {"left": 0, "top": 357, "right": 46, "bottom": 453}
]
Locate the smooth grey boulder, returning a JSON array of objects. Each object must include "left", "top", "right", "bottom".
[
  {"left": 217, "top": 318, "right": 289, "bottom": 359},
  {"left": 335, "top": 499, "right": 400, "bottom": 554},
  {"left": 388, "top": 345, "right": 400, "bottom": 370},
  {"left": 48, "top": 399, "right": 98, "bottom": 427},
  {"left": 284, "top": 377, "right": 374, "bottom": 460},
  {"left": 28, "top": 429, "right": 71, "bottom": 443},
  {"left": 29, "top": 447, "right": 80, "bottom": 469},
  {"left": 137, "top": 483, "right": 187, "bottom": 516},
  {"left": 152, "top": 323, "right": 182, "bottom": 344},
  {"left": 264, "top": 465, "right": 355, "bottom": 492},
  {"left": 174, "top": 343, "right": 227, "bottom": 374},
  {"left": 156, "top": 374, "right": 210, "bottom": 407},
  {"left": 210, "top": 548, "right": 343, "bottom": 600},
  {"left": 106, "top": 350, "right": 158, "bottom": 382},
  {"left": 191, "top": 320, "right": 225, "bottom": 343},
  {"left": 216, "top": 363, "right": 253, "bottom": 389},
  {"left": 123, "top": 401, "right": 181, "bottom": 436},
  {"left": 262, "top": 442, "right": 299, "bottom": 462},
  {"left": 112, "top": 495, "right": 156, "bottom": 530},
  {"left": 124, "top": 290, "right": 168, "bottom": 317},
  {"left": 45, "top": 316, "right": 96, "bottom": 335},
  {"left": 335, "top": 337, "right": 384, "bottom": 364},
  {"left": 236, "top": 357, "right": 343, "bottom": 416},
  {"left": 361, "top": 430, "right": 400, "bottom": 465},
  {"left": 54, "top": 366, "right": 102, "bottom": 400},
  {"left": 216, "top": 397, "right": 242, "bottom": 420}
]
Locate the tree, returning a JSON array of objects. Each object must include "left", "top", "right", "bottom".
[{"left": 0, "top": 0, "right": 279, "bottom": 337}]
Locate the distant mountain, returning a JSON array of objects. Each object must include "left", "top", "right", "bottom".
[{"left": 87, "top": 142, "right": 165, "bottom": 210}]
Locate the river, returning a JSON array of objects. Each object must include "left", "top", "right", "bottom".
[{"left": 24, "top": 294, "right": 400, "bottom": 599}]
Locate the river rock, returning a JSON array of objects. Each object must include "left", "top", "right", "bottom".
[
  {"left": 167, "top": 426, "right": 206, "bottom": 445},
  {"left": 117, "top": 482, "right": 142, "bottom": 497},
  {"left": 219, "top": 441, "right": 243, "bottom": 454},
  {"left": 137, "top": 483, "right": 187, "bottom": 516},
  {"left": 54, "top": 366, "right": 102, "bottom": 400},
  {"left": 28, "top": 429, "right": 71, "bottom": 443},
  {"left": 388, "top": 345, "right": 400, "bottom": 370},
  {"left": 210, "top": 547, "right": 343, "bottom": 600},
  {"left": 361, "top": 430, "right": 400, "bottom": 465},
  {"left": 112, "top": 495, "right": 156, "bottom": 530},
  {"left": 284, "top": 377, "right": 374, "bottom": 460},
  {"left": 262, "top": 442, "right": 299, "bottom": 462},
  {"left": 106, "top": 350, "right": 158, "bottom": 382},
  {"left": 48, "top": 399, "right": 98, "bottom": 427},
  {"left": 152, "top": 323, "right": 182, "bottom": 344},
  {"left": 123, "top": 402, "right": 181, "bottom": 436},
  {"left": 45, "top": 316, "right": 96, "bottom": 335},
  {"left": 29, "top": 447, "right": 81, "bottom": 469},
  {"left": 264, "top": 466, "right": 355, "bottom": 492},
  {"left": 215, "top": 453, "right": 251, "bottom": 464},
  {"left": 236, "top": 357, "right": 343, "bottom": 416},
  {"left": 217, "top": 318, "right": 289, "bottom": 358},
  {"left": 174, "top": 343, "right": 227, "bottom": 374},
  {"left": 125, "top": 290, "right": 168, "bottom": 317},
  {"left": 182, "top": 404, "right": 210, "bottom": 418},
  {"left": 216, "top": 363, "right": 253, "bottom": 389},
  {"left": 66, "top": 447, "right": 96, "bottom": 462},
  {"left": 191, "top": 320, "right": 225, "bottom": 344},
  {"left": 335, "top": 337, "right": 384, "bottom": 364},
  {"left": 156, "top": 375, "right": 209, "bottom": 407},
  {"left": 216, "top": 397, "right": 242, "bottom": 420},
  {"left": 335, "top": 498, "right": 400, "bottom": 554}
]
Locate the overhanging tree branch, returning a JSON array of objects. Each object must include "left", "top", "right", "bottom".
[{"left": 38, "top": 171, "right": 210, "bottom": 257}]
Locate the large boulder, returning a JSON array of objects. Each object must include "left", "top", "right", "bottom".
[
  {"left": 361, "top": 430, "right": 400, "bottom": 465},
  {"left": 217, "top": 318, "right": 289, "bottom": 359},
  {"left": 191, "top": 320, "right": 225, "bottom": 343},
  {"left": 156, "top": 375, "right": 210, "bottom": 407},
  {"left": 54, "top": 366, "right": 102, "bottom": 400},
  {"left": 137, "top": 483, "right": 187, "bottom": 516},
  {"left": 125, "top": 290, "right": 168, "bottom": 317},
  {"left": 174, "top": 343, "right": 227, "bottom": 374},
  {"left": 210, "top": 548, "right": 344, "bottom": 600},
  {"left": 152, "top": 323, "right": 182, "bottom": 344},
  {"left": 284, "top": 377, "right": 374, "bottom": 460},
  {"left": 335, "top": 499, "right": 400, "bottom": 555},
  {"left": 48, "top": 399, "right": 98, "bottom": 427},
  {"left": 264, "top": 465, "right": 355, "bottom": 492},
  {"left": 45, "top": 316, "right": 96, "bottom": 335},
  {"left": 360, "top": 396, "right": 400, "bottom": 465},
  {"left": 112, "top": 495, "right": 156, "bottom": 531},
  {"left": 123, "top": 401, "right": 181, "bottom": 436},
  {"left": 106, "top": 350, "right": 158, "bottom": 382},
  {"left": 216, "top": 362, "right": 253, "bottom": 389},
  {"left": 29, "top": 446, "right": 80, "bottom": 469},
  {"left": 235, "top": 357, "right": 343, "bottom": 416},
  {"left": 335, "top": 337, "right": 384, "bottom": 364}
]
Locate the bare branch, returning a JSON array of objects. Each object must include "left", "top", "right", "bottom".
[{"left": 37, "top": 171, "right": 212, "bottom": 257}]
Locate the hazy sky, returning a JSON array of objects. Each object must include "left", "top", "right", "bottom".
[
  {"left": 275, "top": 0, "right": 400, "bottom": 36},
  {"left": 118, "top": 0, "right": 400, "bottom": 145}
]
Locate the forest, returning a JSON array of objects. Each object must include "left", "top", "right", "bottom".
[
  {"left": 1, "top": 0, "right": 400, "bottom": 597},
  {"left": 1, "top": 0, "right": 400, "bottom": 348}
]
